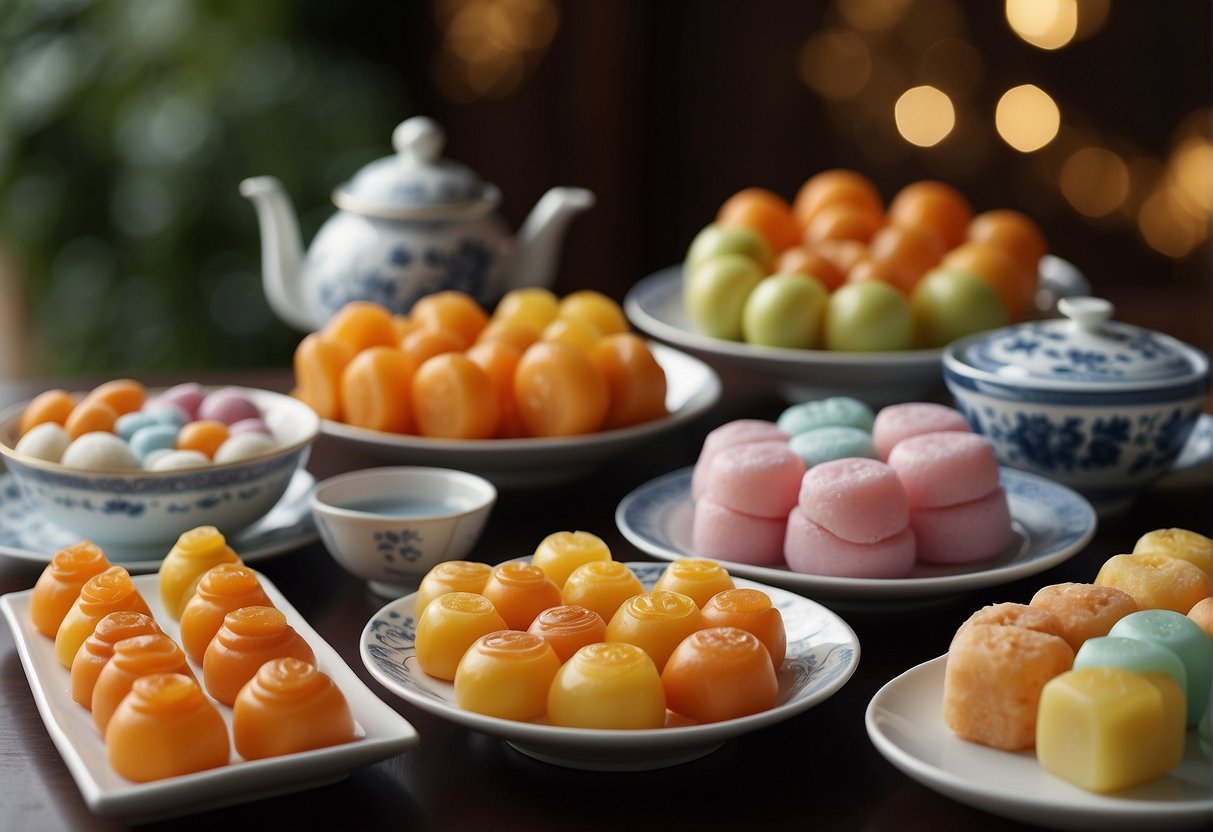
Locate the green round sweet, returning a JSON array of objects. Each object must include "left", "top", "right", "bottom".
[
  {"left": 823, "top": 281, "right": 914, "bottom": 352},
  {"left": 910, "top": 268, "right": 1010, "bottom": 348},
  {"left": 741, "top": 273, "right": 829, "bottom": 349},
  {"left": 685, "top": 224, "right": 773, "bottom": 274},
  {"left": 684, "top": 254, "right": 766, "bottom": 341}
]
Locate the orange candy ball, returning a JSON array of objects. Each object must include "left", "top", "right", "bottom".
[
  {"left": 409, "top": 291, "right": 489, "bottom": 349},
  {"left": 590, "top": 333, "right": 669, "bottom": 430},
  {"left": 411, "top": 352, "right": 500, "bottom": 439},
  {"left": 81, "top": 379, "right": 147, "bottom": 417},
  {"left": 177, "top": 420, "right": 230, "bottom": 459},
  {"left": 339, "top": 346, "right": 416, "bottom": 434},
  {"left": 321, "top": 301, "right": 398, "bottom": 353},
  {"left": 92, "top": 632, "right": 195, "bottom": 733},
  {"left": 793, "top": 169, "right": 883, "bottom": 229},
  {"left": 967, "top": 209, "right": 1048, "bottom": 271},
  {"left": 232, "top": 657, "right": 356, "bottom": 760},
  {"left": 716, "top": 187, "right": 802, "bottom": 253},
  {"left": 513, "top": 341, "right": 609, "bottom": 437},
  {"left": 526, "top": 604, "right": 607, "bottom": 663},
  {"left": 105, "top": 673, "right": 229, "bottom": 782},
  {"left": 661, "top": 626, "right": 778, "bottom": 723},
  {"left": 292, "top": 333, "right": 356, "bottom": 422},
  {"left": 887, "top": 180, "right": 973, "bottom": 250},
  {"left": 20, "top": 389, "right": 77, "bottom": 435},
  {"left": 700, "top": 588, "right": 787, "bottom": 668},
  {"left": 481, "top": 561, "right": 563, "bottom": 630},
  {"left": 70, "top": 610, "right": 163, "bottom": 709},
  {"left": 64, "top": 399, "right": 119, "bottom": 441},
  {"left": 804, "top": 202, "right": 883, "bottom": 247}
]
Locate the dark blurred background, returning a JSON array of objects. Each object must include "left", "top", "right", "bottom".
[{"left": 1, "top": 0, "right": 1208, "bottom": 378}]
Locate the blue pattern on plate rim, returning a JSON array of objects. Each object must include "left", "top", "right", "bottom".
[{"left": 363, "top": 561, "right": 857, "bottom": 710}]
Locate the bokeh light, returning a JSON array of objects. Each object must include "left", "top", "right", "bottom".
[
  {"left": 1060, "top": 146, "right": 1130, "bottom": 217},
  {"left": 995, "top": 84, "right": 1060, "bottom": 152},
  {"left": 1005, "top": 0, "right": 1077, "bottom": 50},
  {"left": 433, "top": 0, "right": 559, "bottom": 102},
  {"left": 798, "top": 29, "right": 872, "bottom": 100},
  {"left": 894, "top": 85, "right": 955, "bottom": 147}
]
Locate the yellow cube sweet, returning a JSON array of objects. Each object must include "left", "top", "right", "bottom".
[
  {"left": 1094, "top": 553, "right": 1210, "bottom": 614},
  {"left": 1036, "top": 667, "right": 1185, "bottom": 793}
]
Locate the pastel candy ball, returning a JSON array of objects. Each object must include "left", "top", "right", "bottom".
[
  {"left": 143, "top": 400, "right": 189, "bottom": 427},
  {"left": 871, "top": 402, "right": 970, "bottom": 460},
  {"left": 788, "top": 426, "right": 878, "bottom": 468},
  {"left": 142, "top": 449, "right": 173, "bottom": 469},
  {"left": 114, "top": 411, "right": 158, "bottom": 442},
  {"left": 692, "top": 420, "right": 786, "bottom": 499},
  {"left": 702, "top": 440, "right": 805, "bottom": 519},
  {"left": 14, "top": 422, "right": 70, "bottom": 462},
  {"left": 784, "top": 509, "right": 915, "bottom": 578},
  {"left": 155, "top": 383, "right": 207, "bottom": 420},
  {"left": 61, "top": 432, "right": 140, "bottom": 470},
  {"left": 1109, "top": 609, "right": 1212, "bottom": 727},
  {"left": 198, "top": 388, "right": 261, "bottom": 426},
  {"left": 691, "top": 499, "right": 787, "bottom": 566},
  {"left": 148, "top": 450, "right": 210, "bottom": 471},
  {"left": 213, "top": 433, "right": 277, "bottom": 464},
  {"left": 886, "top": 431, "right": 1001, "bottom": 508},
  {"left": 229, "top": 417, "right": 272, "bottom": 437},
  {"left": 909, "top": 487, "right": 1013, "bottom": 564},
  {"left": 129, "top": 424, "right": 180, "bottom": 463},
  {"left": 777, "top": 396, "right": 875, "bottom": 437},
  {"left": 797, "top": 457, "right": 908, "bottom": 544}
]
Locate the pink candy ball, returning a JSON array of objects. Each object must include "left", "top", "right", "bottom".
[
  {"left": 198, "top": 388, "right": 261, "bottom": 426},
  {"left": 228, "top": 417, "right": 272, "bottom": 437},
  {"left": 154, "top": 382, "right": 208, "bottom": 421}
]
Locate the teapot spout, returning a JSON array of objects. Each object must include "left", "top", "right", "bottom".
[
  {"left": 239, "top": 176, "right": 313, "bottom": 331},
  {"left": 507, "top": 186, "right": 596, "bottom": 293}
]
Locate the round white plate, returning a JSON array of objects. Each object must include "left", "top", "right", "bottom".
[
  {"left": 624, "top": 257, "right": 1087, "bottom": 407},
  {"left": 615, "top": 467, "right": 1096, "bottom": 608},
  {"left": 360, "top": 561, "right": 860, "bottom": 771},
  {"left": 865, "top": 655, "right": 1213, "bottom": 831},
  {"left": 0, "top": 468, "right": 317, "bottom": 572},
  {"left": 319, "top": 342, "right": 721, "bottom": 487}
]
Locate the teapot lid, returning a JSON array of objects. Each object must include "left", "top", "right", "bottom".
[
  {"left": 951, "top": 296, "right": 1206, "bottom": 385},
  {"left": 333, "top": 117, "right": 500, "bottom": 219}
]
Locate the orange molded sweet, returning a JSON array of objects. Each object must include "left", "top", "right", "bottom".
[
  {"left": 176, "top": 419, "right": 230, "bottom": 459},
  {"left": 64, "top": 399, "right": 119, "bottom": 441},
  {"left": 20, "top": 388, "right": 77, "bottom": 435},
  {"left": 465, "top": 340, "right": 527, "bottom": 439},
  {"left": 158, "top": 525, "right": 243, "bottom": 621},
  {"left": 590, "top": 334, "right": 669, "bottom": 430},
  {"left": 492, "top": 287, "right": 559, "bottom": 333},
  {"left": 202, "top": 606, "right": 315, "bottom": 706},
  {"left": 605, "top": 590, "right": 706, "bottom": 672},
  {"left": 531, "top": 530, "right": 613, "bottom": 589},
  {"left": 653, "top": 559, "right": 736, "bottom": 609},
  {"left": 339, "top": 345, "right": 417, "bottom": 434},
  {"left": 411, "top": 352, "right": 500, "bottom": 440},
  {"left": 30, "top": 540, "right": 111, "bottom": 638},
  {"left": 886, "top": 180, "right": 973, "bottom": 250},
  {"left": 527, "top": 604, "right": 607, "bottom": 663},
  {"left": 71, "top": 611, "right": 162, "bottom": 709},
  {"left": 414, "top": 591, "right": 508, "bottom": 680},
  {"left": 716, "top": 187, "right": 802, "bottom": 253},
  {"left": 232, "top": 657, "right": 356, "bottom": 760},
  {"left": 701, "top": 588, "right": 786, "bottom": 668},
  {"left": 481, "top": 562, "right": 563, "bottom": 630},
  {"left": 320, "top": 300, "right": 398, "bottom": 353},
  {"left": 561, "top": 560, "right": 645, "bottom": 624},
  {"left": 81, "top": 379, "right": 147, "bottom": 416},
  {"left": 179, "top": 564, "right": 273, "bottom": 663},
  {"left": 409, "top": 291, "right": 489, "bottom": 349},
  {"left": 513, "top": 341, "right": 609, "bottom": 437},
  {"left": 415, "top": 561, "right": 493, "bottom": 615},
  {"left": 292, "top": 333, "right": 356, "bottom": 422},
  {"left": 940, "top": 241, "right": 1036, "bottom": 322},
  {"left": 661, "top": 626, "right": 778, "bottom": 723},
  {"left": 92, "top": 633, "right": 194, "bottom": 733},
  {"left": 454, "top": 630, "right": 562, "bottom": 721},
  {"left": 547, "top": 642, "right": 667, "bottom": 729},
  {"left": 106, "top": 673, "right": 229, "bottom": 782},
  {"left": 792, "top": 169, "right": 883, "bottom": 229},
  {"left": 55, "top": 566, "right": 152, "bottom": 668}
]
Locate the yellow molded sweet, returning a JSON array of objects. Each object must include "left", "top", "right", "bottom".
[
  {"left": 1036, "top": 668, "right": 1185, "bottom": 793},
  {"left": 454, "top": 630, "right": 561, "bottom": 721},
  {"left": 158, "top": 526, "right": 242, "bottom": 620},
  {"left": 414, "top": 561, "right": 493, "bottom": 616},
  {"left": 652, "top": 559, "right": 735, "bottom": 609},
  {"left": 605, "top": 590, "right": 705, "bottom": 673},
  {"left": 414, "top": 592, "right": 507, "bottom": 681},
  {"left": 54, "top": 566, "right": 152, "bottom": 668},
  {"left": 1094, "top": 553, "right": 1210, "bottom": 614},
  {"left": 531, "top": 530, "right": 612, "bottom": 589},
  {"left": 561, "top": 560, "right": 644, "bottom": 624}
]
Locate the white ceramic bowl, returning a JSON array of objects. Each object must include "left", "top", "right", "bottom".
[
  {"left": 944, "top": 297, "right": 1209, "bottom": 515},
  {"left": 625, "top": 258, "right": 1090, "bottom": 407},
  {"left": 310, "top": 466, "right": 497, "bottom": 597},
  {"left": 0, "top": 387, "right": 319, "bottom": 549}
]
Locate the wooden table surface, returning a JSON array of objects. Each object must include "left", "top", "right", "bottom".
[{"left": 1, "top": 285, "right": 1209, "bottom": 831}]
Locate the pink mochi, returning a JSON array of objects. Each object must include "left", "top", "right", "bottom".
[
  {"left": 198, "top": 388, "right": 262, "bottom": 426},
  {"left": 692, "top": 419, "right": 786, "bottom": 499},
  {"left": 887, "top": 431, "right": 1001, "bottom": 508},
  {"left": 910, "top": 487, "right": 1014, "bottom": 564},
  {"left": 691, "top": 499, "right": 787, "bottom": 566},
  {"left": 797, "top": 457, "right": 908, "bottom": 544},
  {"left": 702, "top": 440, "right": 805, "bottom": 519},
  {"left": 871, "top": 402, "right": 970, "bottom": 460},
  {"left": 152, "top": 382, "right": 207, "bottom": 420},
  {"left": 784, "top": 509, "right": 916, "bottom": 578}
]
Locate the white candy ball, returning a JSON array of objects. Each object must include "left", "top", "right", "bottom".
[
  {"left": 14, "top": 422, "right": 70, "bottom": 462},
  {"left": 148, "top": 449, "right": 210, "bottom": 471},
  {"left": 141, "top": 448, "right": 174, "bottom": 470},
  {"left": 213, "top": 432, "right": 277, "bottom": 463},
  {"left": 61, "top": 432, "right": 140, "bottom": 470}
]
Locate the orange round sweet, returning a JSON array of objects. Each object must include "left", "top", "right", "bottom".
[
  {"left": 30, "top": 540, "right": 111, "bottom": 638},
  {"left": 700, "top": 588, "right": 786, "bottom": 668},
  {"left": 415, "top": 561, "right": 494, "bottom": 614},
  {"left": 399, "top": 326, "right": 464, "bottom": 367},
  {"left": 475, "top": 319, "right": 540, "bottom": 353},
  {"left": 526, "top": 604, "right": 607, "bottom": 663},
  {"left": 409, "top": 291, "right": 489, "bottom": 349},
  {"left": 105, "top": 673, "right": 229, "bottom": 782},
  {"left": 92, "top": 633, "right": 195, "bottom": 733},
  {"left": 846, "top": 256, "right": 920, "bottom": 296},
  {"left": 513, "top": 341, "right": 609, "bottom": 437},
  {"left": 557, "top": 290, "right": 629, "bottom": 337},
  {"left": 590, "top": 333, "right": 669, "bottom": 430},
  {"left": 321, "top": 300, "right": 398, "bottom": 353},
  {"left": 233, "top": 657, "right": 355, "bottom": 760},
  {"left": 661, "top": 626, "right": 778, "bottom": 723},
  {"left": 481, "top": 561, "right": 563, "bottom": 630},
  {"left": 813, "top": 238, "right": 868, "bottom": 275},
  {"left": 292, "top": 333, "right": 356, "bottom": 422},
  {"left": 540, "top": 317, "right": 602, "bottom": 354},
  {"left": 804, "top": 202, "right": 883, "bottom": 247},
  {"left": 202, "top": 606, "right": 315, "bottom": 706},
  {"left": 465, "top": 340, "right": 527, "bottom": 439},
  {"left": 176, "top": 420, "right": 230, "bottom": 459},
  {"left": 411, "top": 352, "right": 500, "bottom": 439},
  {"left": 64, "top": 399, "right": 119, "bottom": 441},
  {"left": 20, "top": 389, "right": 77, "bottom": 435},
  {"left": 776, "top": 247, "right": 846, "bottom": 292},
  {"left": 493, "top": 287, "right": 560, "bottom": 333},
  {"left": 793, "top": 169, "right": 884, "bottom": 229},
  {"left": 80, "top": 379, "right": 147, "bottom": 416},
  {"left": 339, "top": 346, "right": 416, "bottom": 434},
  {"left": 887, "top": 180, "right": 973, "bottom": 250},
  {"left": 868, "top": 224, "right": 947, "bottom": 287},
  {"left": 716, "top": 187, "right": 802, "bottom": 253},
  {"left": 941, "top": 241, "right": 1037, "bottom": 322},
  {"left": 967, "top": 209, "right": 1048, "bottom": 270}
]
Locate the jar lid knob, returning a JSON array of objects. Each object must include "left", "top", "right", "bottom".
[
  {"left": 392, "top": 117, "right": 444, "bottom": 164},
  {"left": 1058, "top": 296, "right": 1114, "bottom": 334}
]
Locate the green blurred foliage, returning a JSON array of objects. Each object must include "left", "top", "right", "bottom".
[{"left": 0, "top": 0, "right": 411, "bottom": 376}]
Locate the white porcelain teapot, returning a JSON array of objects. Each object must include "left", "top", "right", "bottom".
[{"left": 241, "top": 116, "right": 595, "bottom": 331}]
